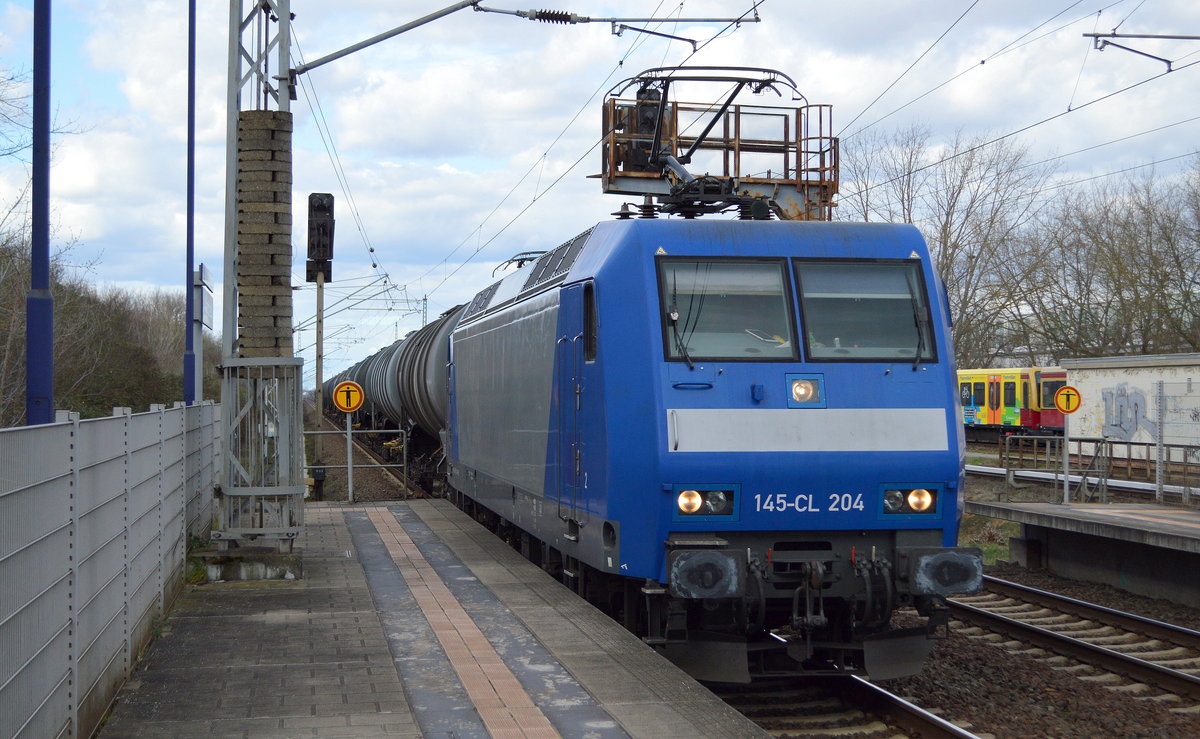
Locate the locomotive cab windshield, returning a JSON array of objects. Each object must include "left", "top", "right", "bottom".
[
  {"left": 796, "top": 259, "right": 937, "bottom": 362},
  {"left": 658, "top": 257, "right": 939, "bottom": 364},
  {"left": 658, "top": 258, "right": 798, "bottom": 361}
]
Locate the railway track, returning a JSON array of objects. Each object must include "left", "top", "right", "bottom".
[
  {"left": 949, "top": 576, "right": 1200, "bottom": 705},
  {"left": 315, "top": 414, "right": 426, "bottom": 497},
  {"left": 714, "top": 676, "right": 981, "bottom": 738}
]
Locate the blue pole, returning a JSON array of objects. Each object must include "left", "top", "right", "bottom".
[
  {"left": 26, "top": 0, "right": 53, "bottom": 426},
  {"left": 184, "top": 0, "right": 197, "bottom": 404}
]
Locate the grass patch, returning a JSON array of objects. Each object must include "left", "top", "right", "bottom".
[
  {"left": 957, "top": 512, "right": 1020, "bottom": 564},
  {"left": 186, "top": 559, "right": 208, "bottom": 585}
]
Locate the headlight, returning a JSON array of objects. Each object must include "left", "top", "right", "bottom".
[
  {"left": 882, "top": 488, "right": 938, "bottom": 514},
  {"left": 907, "top": 489, "right": 934, "bottom": 512},
  {"left": 791, "top": 379, "right": 816, "bottom": 403},
  {"left": 676, "top": 489, "right": 736, "bottom": 516},
  {"left": 678, "top": 490, "right": 703, "bottom": 514},
  {"left": 785, "top": 373, "right": 825, "bottom": 408}
]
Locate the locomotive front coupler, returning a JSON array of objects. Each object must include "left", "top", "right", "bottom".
[{"left": 789, "top": 561, "right": 828, "bottom": 631}]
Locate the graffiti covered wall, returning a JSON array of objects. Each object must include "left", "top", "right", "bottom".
[{"left": 1062, "top": 354, "right": 1200, "bottom": 454}]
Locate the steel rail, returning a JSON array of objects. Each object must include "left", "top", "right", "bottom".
[
  {"left": 949, "top": 583, "right": 1200, "bottom": 701},
  {"left": 981, "top": 576, "right": 1200, "bottom": 648},
  {"left": 836, "top": 676, "right": 982, "bottom": 739},
  {"left": 714, "top": 677, "right": 982, "bottom": 739},
  {"left": 319, "top": 414, "right": 425, "bottom": 497}
]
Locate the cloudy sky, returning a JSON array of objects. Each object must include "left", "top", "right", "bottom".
[{"left": 1, "top": 0, "right": 1197, "bottom": 386}]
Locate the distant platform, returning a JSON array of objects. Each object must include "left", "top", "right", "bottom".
[
  {"left": 99, "top": 500, "right": 765, "bottom": 739},
  {"left": 967, "top": 500, "right": 1200, "bottom": 607}
]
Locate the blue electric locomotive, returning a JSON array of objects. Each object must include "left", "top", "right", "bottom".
[
  {"left": 339, "top": 218, "right": 983, "bottom": 682},
  {"left": 328, "top": 68, "right": 982, "bottom": 681}
]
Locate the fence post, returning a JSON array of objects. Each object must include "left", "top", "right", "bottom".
[
  {"left": 176, "top": 406, "right": 186, "bottom": 599},
  {"left": 153, "top": 404, "right": 165, "bottom": 619},
  {"left": 1155, "top": 381, "right": 1165, "bottom": 504},
  {"left": 68, "top": 412, "right": 80, "bottom": 736},
  {"left": 114, "top": 407, "right": 132, "bottom": 675}
]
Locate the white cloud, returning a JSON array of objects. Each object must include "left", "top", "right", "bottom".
[
  {"left": 0, "top": 3, "right": 32, "bottom": 58},
  {"left": 4, "top": 0, "right": 1199, "bottom": 387}
]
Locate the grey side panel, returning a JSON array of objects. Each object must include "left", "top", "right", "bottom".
[
  {"left": 666, "top": 408, "right": 950, "bottom": 452},
  {"left": 454, "top": 291, "right": 559, "bottom": 496}
]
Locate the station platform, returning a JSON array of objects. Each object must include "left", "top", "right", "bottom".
[
  {"left": 967, "top": 500, "right": 1200, "bottom": 607},
  {"left": 99, "top": 500, "right": 764, "bottom": 739}
]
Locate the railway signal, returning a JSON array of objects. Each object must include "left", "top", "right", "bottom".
[{"left": 306, "top": 192, "right": 334, "bottom": 281}]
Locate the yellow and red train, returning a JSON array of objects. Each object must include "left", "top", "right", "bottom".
[{"left": 957, "top": 367, "right": 1067, "bottom": 442}]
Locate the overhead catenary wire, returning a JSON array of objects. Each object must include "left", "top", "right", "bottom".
[
  {"left": 423, "top": 136, "right": 607, "bottom": 297},
  {"left": 293, "top": 37, "right": 407, "bottom": 306},
  {"left": 847, "top": 128, "right": 1200, "bottom": 220},
  {"left": 842, "top": 0, "right": 1129, "bottom": 142},
  {"left": 293, "top": 275, "right": 389, "bottom": 332},
  {"left": 1031, "top": 150, "right": 1198, "bottom": 196},
  {"left": 1110, "top": 0, "right": 1147, "bottom": 33},
  {"left": 292, "top": 35, "right": 435, "bottom": 357},
  {"left": 1067, "top": 11, "right": 1104, "bottom": 111},
  {"left": 837, "top": 0, "right": 981, "bottom": 137},
  {"left": 407, "top": 0, "right": 764, "bottom": 300},
  {"left": 1019, "top": 113, "right": 1200, "bottom": 176},
  {"left": 416, "top": 1, "right": 768, "bottom": 304},
  {"left": 293, "top": 4, "right": 729, "bottom": 364},
  {"left": 842, "top": 56, "right": 1200, "bottom": 201}
]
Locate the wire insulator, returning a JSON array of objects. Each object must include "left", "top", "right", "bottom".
[
  {"left": 530, "top": 9, "right": 576, "bottom": 24},
  {"left": 637, "top": 195, "right": 659, "bottom": 219}
]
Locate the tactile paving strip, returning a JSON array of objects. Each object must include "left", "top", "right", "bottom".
[{"left": 358, "top": 507, "right": 562, "bottom": 738}]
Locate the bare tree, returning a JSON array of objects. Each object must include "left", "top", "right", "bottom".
[
  {"left": 838, "top": 123, "right": 933, "bottom": 224},
  {"left": 839, "top": 126, "right": 1056, "bottom": 367},
  {"left": 0, "top": 69, "right": 30, "bottom": 159},
  {"left": 1013, "top": 162, "right": 1200, "bottom": 361},
  {"left": 0, "top": 226, "right": 111, "bottom": 425}
]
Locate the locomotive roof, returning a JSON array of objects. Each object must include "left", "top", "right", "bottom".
[{"left": 457, "top": 219, "right": 931, "bottom": 327}]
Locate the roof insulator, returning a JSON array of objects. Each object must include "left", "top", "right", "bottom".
[
  {"left": 529, "top": 9, "right": 580, "bottom": 24},
  {"left": 611, "top": 203, "right": 636, "bottom": 220}
]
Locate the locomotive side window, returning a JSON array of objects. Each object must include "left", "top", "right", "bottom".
[
  {"left": 584, "top": 282, "right": 597, "bottom": 362},
  {"left": 794, "top": 259, "right": 937, "bottom": 363},
  {"left": 972, "top": 382, "right": 985, "bottom": 405},
  {"left": 1003, "top": 381, "right": 1016, "bottom": 407},
  {"left": 657, "top": 259, "right": 797, "bottom": 361}
]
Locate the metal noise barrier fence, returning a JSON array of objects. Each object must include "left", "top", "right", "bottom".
[{"left": 0, "top": 402, "right": 221, "bottom": 739}]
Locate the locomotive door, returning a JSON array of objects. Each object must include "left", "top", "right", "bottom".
[{"left": 555, "top": 284, "right": 588, "bottom": 526}]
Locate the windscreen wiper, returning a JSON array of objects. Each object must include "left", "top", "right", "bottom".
[
  {"left": 906, "top": 271, "right": 927, "bottom": 372},
  {"left": 669, "top": 274, "right": 696, "bottom": 370},
  {"left": 669, "top": 301, "right": 696, "bottom": 370}
]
